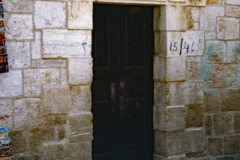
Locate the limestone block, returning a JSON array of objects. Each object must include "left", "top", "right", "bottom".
[
  {"left": 222, "top": 89, "right": 240, "bottom": 111},
  {"left": 166, "top": 106, "right": 185, "bottom": 131},
  {"left": 199, "top": 57, "right": 213, "bottom": 82},
  {"left": 213, "top": 113, "right": 233, "bottom": 136},
  {"left": 153, "top": 56, "right": 166, "bottom": 81},
  {"left": 31, "top": 31, "right": 41, "bottom": 60},
  {"left": 68, "top": 112, "right": 93, "bottom": 142},
  {"left": 186, "top": 7, "right": 200, "bottom": 30},
  {"left": 35, "top": 1, "right": 66, "bottom": 29},
  {"left": 0, "top": 99, "right": 12, "bottom": 127},
  {"left": 226, "top": 0, "right": 240, "bottom": 5},
  {"left": 154, "top": 131, "right": 167, "bottom": 155},
  {"left": 186, "top": 105, "right": 203, "bottom": 128},
  {"left": 32, "top": 60, "right": 67, "bottom": 68},
  {"left": 205, "top": 115, "right": 213, "bottom": 136},
  {"left": 42, "top": 85, "right": 71, "bottom": 115},
  {"left": 29, "top": 127, "right": 55, "bottom": 153},
  {"left": 11, "top": 0, "right": 33, "bottom": 13},
  {"left": 166, "top": 57, "right": 186, "bottom": 81},
  {"left": 6, "top": 14, "right": 33, "bottom": 40},
  {"left": 154, "top": 82, "right": 166, "bottom": 107},
  {"left": 185, "top": 128, "right": 205, "bottom": 154},
  {"left": 167, "top": 31, "right": 204, "bottom": 57},
  {"left": 187, "top": 56, "right": 201, "bottom": 80},
  {"left": 187, "top": 0, "right": 207, "bottom": 6},
  {"left": 70, "top": 86, "right": 91, "bottom": 112},
  {"left": 207, "top": 138, "right": 222, "bottom": 156},
  {"left": 0, "top": 70, "right": 22, "bottom": 98},
  {"left": 68, "top": 1, "right": 93, "bottom": 29},
  {"left": 24, "top": 69, "right": 60, "bottom": 97},
  {"left": 2, "top": 0, "right": 14, "bottom": 12},
  {"left": 205, "top": 41, "right": 226, "bottom": 63},
  {"left": 6, "top": 42, "right": 30, "bottom": 69},
  {"left": 43, "top": 29, "right": 92, "bottom": 58},
  {"left": 154, "top": 107, "right": 166, "bottom": 131},
  {"left": 204, "top": 91, "right": 221, "bottom": 113},
  {"left": 68, "top": 58, "right": 93, "bottom": 85},
  {"left": 159, "top": 5, "right": 187, "bottom": 31},
  {"left": 166, "top": 83, "right": 185, "bottom": 106},
  {"left": 217, "top": 18, "right": 240, "bottom": 40},
  {"left": 234, "top": 113, "right": 240, "bottom": 133},
  {"left": 205, "top": 32, "right": 216, "bottom": 40},
  {"left": 226, "top": 41, "right": 240, "bottom": 63},
  {"left": 166, "top": 131, "right": 186, "bottom": 156},
  {"left": 223, "top": 135, "right": 240, "bottom": 154},
  {"left": 184, "top": 81, "right": 204, "bottom": 105},
  {"left": 13, "top": 98, "right": 42, "bottom": 128},
  {"left": 226, "top": 6, "right": 240, "bottom": 18},
  {"left": 9, "top": 130, "right": 27, "bottom": 154},
  {"left": 60, "top": 68, "right": 68, "bottom": 85},
  {"left": 200, "top": 7, "right": 224, "bottom": 31},
  {"left": 43, "top": 115, "right": 67, "bottom": 126}
]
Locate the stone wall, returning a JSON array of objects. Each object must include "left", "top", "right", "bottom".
[{"left": 0, "top": 0, "right": 239, "bottom": 159}]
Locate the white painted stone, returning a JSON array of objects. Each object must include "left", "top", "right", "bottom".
[
  {"left": 200, "top": 7, "right": 224, "bottom": 31},
  {"left": 217, "top": 18, "right": 240, "bottom": 40},
  {"left": 6, "top": 42, "right": 30, "bottom": 69},
  {"left": 226, "top": 0, "right": 240, "bottom": 5},
  {"left": 166, "top": 57, "right": 186, "bottom": 81},
  {"left": 68, "top": 1, "right": 93, "bottom": 29},
  {"left": 24, "top": 69, "right": 60, "bottom": 97},
  {"left": 227, "top": 41, "right": 240, "bottom": 63},
  {"left": 0, "top": 99, "right": 13, "bottom": 128},
  {"left": 42, "top": 84, "right": 71, "bottom": 115},
  {"left": 68, "top": 58, "right": 93, "bottom": 85},
  {"left": 6, "top": 14, "right": 33, "bottom": 40},
  {"left": 31, "top": 31, "right": 41, "bottom": 60},
  {"left": 13, "top": 98, "right": 42, "bottom": 128},
  {"left": 167, "top": 31, "right": 204, "bottom": 57},
  {"left": 0, "top": 70, "right": 22, "bottom": 98},
  {"left": 43, "top": 29, "right": 92, "bottom": 58},
  {"left": 35, "top": 1, "right": 66, "bottom": 29},
  {"left": 60, "top": 68, "right": 68, "bottom": 85},
  {"left": 159, "top": 5, "right": 187, "bottom": 31}
]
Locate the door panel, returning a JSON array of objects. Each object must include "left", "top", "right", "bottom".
[{"left": 92, "top": 5, "right": 153, "bottom": 160}]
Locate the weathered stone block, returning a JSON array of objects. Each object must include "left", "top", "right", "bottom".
[
  {"left": 70, "top": 86, "right": 91, "bottom": 112},
  {"left": 166, "top": 57, "right": 186, "bottom": 81},
  {"left": 222, "top": 89, "right": 240, "bottom": 111},
  {"left": 166, "top": 106, "right": 185, "bottom": 131},
  {"left": 185, "top": 128, "right": 205, "bottom": 155},
  {"left": 186, "top": 7, "right": 200, "bottom": 30},
  {"left": 187, "top": 56, "right": 201, "bottom": 80},
  {"left": 205, "top": 32, "right": 216, "bottom": 40},
  {"left": 154, "top": 131, "right": 167, "bottom": 156},
  {"left": 226, "top": 41, "right": 240, "bottom": 63},
  {"left": 226, "top": 0, "right": 240, "bottom": 5},
  {"left": 6, "top": 14, "right": 33, "bottom": 40},
  {"left": 204, "top": 91, "right": 221, "bottom": 113},
  {"left": 6, "top": 42, "right": 30, "bottom": 69},
  {"left": 43, "top": 29, "right": 92, "bottom": 58},
  {"left": 217, "top": 18, "right": 240, "bottom": 40},
  {"left": 166, "top": 131, "right": 186, "bottom": 156},
  {"left": 57, "top": 127, "right": 65, "bottom": 141},
  {"left": 159, "top": 5, "right": 187, "bottom": 31},
  {"left": 43, "top": 115, "right": 67, "bottom": 126},
  {"left": 223, "top": 135, "right": 240, "bottom": 154},
  {"left": 234, "top": 113, "right": 240, "bottom": 133},
  {"left": 29, "top": 127, "right": 55, "bottom": 153},
  {"left": 153, "top": 56, "right": 166, "bottom": 81},
  {"left": 200, "top": 57, "right": 213, "bottom": 82},
  {"left": 226, "top": 6, "right": 240, "bottom": 18},
  {"left": 205, "top": 115, "right": 213, "bottom": 136},
  {"left": 0, "top": 99, "right": 12, "bottom": 127},
  {"left": 68, "top": 58, "right": 93, "bottom": 85},
  {"left": 186, "top": 105, "right": 203, "bottom": 128},
  {"left": 187, "top": 0, "right": 207, "bottom": 6},
  {"left": 154, "top": 82, "right": 166, "bottom": 107},
  {"left": 213, "top": 113, "right": 233, "bottom": 136},
  {"left": 9, "top": 130, "right": 27, "bottom": 154},
  {"left": 207, "top": 138, "right": 222, "bottom": 155},
  {"left": 32, "top": 60, "right": 67, "bottom": 68},
  {"left": 42, "top": 85, "right": 71, "bottom": 115},
  {"left": 68, "top": 1, "right": 93, "bottom": 29},
  {"left": 200, "top": 7, "right": 224, "bottom": 31},
  {"left": 31, "top": 31, "right": 41, "bottom": 60},
  {"left": 184, "top": 81, "right": 204, "bottom": 105},
  {"left": 205, "top": 41, "right": 226, "bottom": 63},
  {"left": 11, "top": 0, "right": 33, "bottom": 13},
  {"left": 166, "top": 83, "right": 185, "bottom": 106},
  {"left": 68, "top": 112, "right": 93, "bottom": 142},
  {"left": 35, "top": 1, "right": 66, "bottom": 29},
  {"left": 154, "top": 107, "right": 166, "bottom": 131},
  {"left": 24, "top": 69, "right": 60, "bottom": 97},
  {"left": 0, "top": 70, "right": 22, "bottom": 98},
  {"left": 13, "top": 98, "right": 42, "bottom": 128}
]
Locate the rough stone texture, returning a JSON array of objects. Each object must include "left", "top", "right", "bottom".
[
  {"left": 42, "top": 85, "right": 71, "bottom": 115},
  {"left": 222, "top": 89, "right": 240, "bottom": 111},
  {"left": 186, "top": 105, "right": 203, "bottom": 128},
  {"left": 226, "top": 0, "right": 240, "bottom": 5},
  {"left": 31, "top": 31, "right": 41, "bottom": 60},
  {"left": 205, "top": 41, "right": 226, "bottom": 63},
  {"left": 68, "top": 58, "right": 93, "bottom": 85},
  {"left": 213, "top": 113, "right": 233, "bottom": 136},
  {"left": 43, "top": 115, "right": 67, "bottom": 126},
  {"left": 217, "top": 18, "right": 240, "bottom": 40},
  {"left": 166, "top": 57, "right": 186, "bottom": 81},
  {"left": 226, "top": 6, "right": 240, "bottom": 18},
  {"left": 6, "top": 42, "right": 30, "bottom": 69},
  {"left": 166, "top": 83, "right": 185, "bottom": 106},
  {"left": 205, "top": 115, "right": 213, "bottom": 136},
  {"left": 68, "top": 1, "right": 93, "bottom": 29},
  {"left": 184, "top": 81, "right": 204, "bottom": 105},
  {"left": 226, "top": 41, "right": 240, "bottom": 63},
  {"left": 34, "top": 1, "right": 66, "bottom": 29},
  {"left": 207, "top": 138, "right": 222, "bottom": 156},
  {"left": 223, "top": 135, "right": 240, "bottom": 154},
  {"left": 0, "top": 70, "right": 22, "bottom": 98},
  {"left": 234, "top": 113, "right": 240, "bottom": 133},
  {"left": 0, "top": 99, "right": 13, "bottom": 127},
  {"left": 166, "top": 131, "right": 186, "bottom": 156},
  {"left": 43, "top": 30, "right": 92, "bottom": 58},
  {"left": 166, "top": 106, "right": 185, "bottom": 131},
  {"left": 9, "top": 130, "right": 27, "bottom": 154},
  {"left": 6, "top": 14, "right": 33, "bottom": 40}
]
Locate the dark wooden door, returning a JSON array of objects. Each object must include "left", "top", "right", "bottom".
[{"left": 92, "top": 5, "right": 153, "bottom": 160}]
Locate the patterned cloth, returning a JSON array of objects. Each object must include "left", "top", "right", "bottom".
[{"left": 0, "top": 0, "right": 8, "bottom": 73}]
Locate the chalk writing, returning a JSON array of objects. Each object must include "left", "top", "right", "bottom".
[{"left": 170, "top": 39, "right": 195, "bottom": 55}]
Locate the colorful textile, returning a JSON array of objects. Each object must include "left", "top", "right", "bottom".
[{"left": 0, "top": 0, "right": 8, "bottom": 73}]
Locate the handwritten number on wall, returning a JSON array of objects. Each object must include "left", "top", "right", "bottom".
[{"left": 170, "top": 39, "right": 195, "bottom": 55}]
